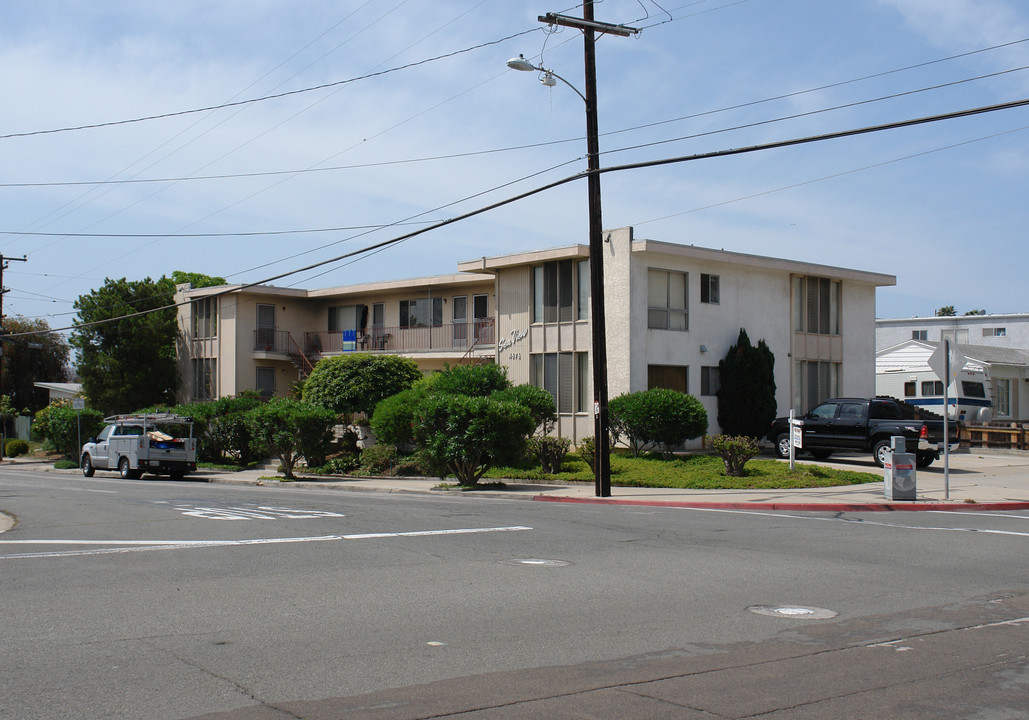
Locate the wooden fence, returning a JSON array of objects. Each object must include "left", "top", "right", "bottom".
[{"left": 959, "top": 424, "right": 1029, "bottom": 451}]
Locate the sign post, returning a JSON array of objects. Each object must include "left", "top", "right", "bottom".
[
  {"left": 788, "top": 409, "right": 803, "bottom": 471},
  {"left": 72, "top": 397, "right": 85, "bottom": 461},
  {"left": 927, "top": 340, "right": 966, "bottom": 499}
]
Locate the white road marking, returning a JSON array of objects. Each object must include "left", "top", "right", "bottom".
[
  {"left": 174, "top": 505, "right": 346, "bottom": 520},
  {"left": 682, "top": 507, "right": 1029, "bottom": 538},
  {"left": 0, "top": 525, "right": 532, "bottom": 560}
]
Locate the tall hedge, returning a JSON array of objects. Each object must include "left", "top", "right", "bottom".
[
  {"left": 716, "top": 328, "right": 776, "bottom": 438},
  {"left": 302, "top": 353, "right": 422, "bottom": 418}
]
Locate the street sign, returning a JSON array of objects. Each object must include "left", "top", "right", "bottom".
[
  {"left": 72, "top": 398, "right": 85, "bottom": 410},
  {"left": 927, "top": 341, "right": 966, "bottom": 384}
]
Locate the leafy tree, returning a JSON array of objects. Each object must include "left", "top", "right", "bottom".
[
  {"left": 170, "top": 271, "right": 226, "bottom": 288},
  {"left": 244, "top": 398, "right": 335, "bottom": 479},
  {"left": 936, "top": 305, "right": 956, "bottom": 317},
  {"left": 33, "top": 399, "right": 104, "bottom": 459},
  {"left": 0, "top": 316, "right": 70, "bottom": 415},
  {"left": 964, "top": 309, "right": 986, "bottom": 316},
  {"left": 413, "top": 393, "right": 534, "bottom": 485},
  {"left": 716, "top": 328, "right": 776, "bottom": 438},
  {"left": 302, "top": 353, "right": 422, "bottom": 418},
  {"left": 609, "top": 388, "right": 708, "bottom": 457},
  {"left": 70, "top": 276, "right": 178, "bottom": 415}
]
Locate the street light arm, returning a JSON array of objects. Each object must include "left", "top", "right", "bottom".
[{"left": 506, "top": 56, "right": 587, "bottom": 104}]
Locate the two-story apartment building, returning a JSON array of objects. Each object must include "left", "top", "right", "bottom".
[{"left": 176, "top": 226, "right": 895, "bottom": 446}]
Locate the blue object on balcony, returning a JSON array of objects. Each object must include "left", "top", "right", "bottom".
[{"left": 342, "top": 329, "right": 357, "bottom": 351}]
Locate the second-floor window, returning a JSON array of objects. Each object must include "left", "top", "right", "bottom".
[
  {"left": 400, "top": 297, "right": 443, "bottom": 328},
  {"left": 648, "top": 269, "right": 688, "bottom": 330},
  {"left": 192, "top": 297, "right": 217, "bottom": 338},
  {"left": 912, "top": 330, "right": 927, "bottom": 341},
  {"left": 533, "top": 259, "right": 588, "bottom": 324},
  {"left": 700, "top": 274, "right": 719, "bottom": 304},
  {"left": 793, "top": 275, "right": 840, "bottom": 335}
]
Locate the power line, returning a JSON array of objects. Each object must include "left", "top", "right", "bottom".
[
  {"left": 0, "top": 29, "right": 539, "bottom": 142},
  {"left": 6, "top": 94, "right": 1027, "bottom": 339}
]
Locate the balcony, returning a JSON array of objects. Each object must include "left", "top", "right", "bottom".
[{"left": 255, "top": 320, "right": 494, "bottom": 358}]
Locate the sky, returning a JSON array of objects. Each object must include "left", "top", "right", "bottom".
[{"left": 1, "top": 0, "right": 1028, "bottom": 345}]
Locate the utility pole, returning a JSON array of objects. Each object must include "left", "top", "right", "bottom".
[
  {"left": 0, "top": 254, "right": 28, "bottom": 459},
  {"left": 537, "top": 4, "right": 637, "bottom": 497}
]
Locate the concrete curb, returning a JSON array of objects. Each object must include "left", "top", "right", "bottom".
[{"left": 532, "top": 496, "right": 1029, "bottom": 512}]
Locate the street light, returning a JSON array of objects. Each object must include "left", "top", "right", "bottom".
[{"left": 506, "top": 6, "right": 636, "bottom": 497}]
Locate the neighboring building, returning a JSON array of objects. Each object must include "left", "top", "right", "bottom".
[
  {"left": 876, "top": 314, "right": 1029, "bottom": 422},
  {"left": 33, "top": 382, "right": 83, "bottom": 404},
  {"left": 176, "top": 226, "right": 895, "bottom": 447}
]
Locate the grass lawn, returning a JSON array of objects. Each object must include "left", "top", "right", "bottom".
[{"left": 484, "top": 452, "right": 880, "bottom": 490}]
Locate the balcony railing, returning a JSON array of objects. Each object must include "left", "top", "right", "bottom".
[{"left": 302, "top": 319, "right": 494, "bottom": 355}]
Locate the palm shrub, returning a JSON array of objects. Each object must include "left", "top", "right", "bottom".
[
  {"left": 707, "top": 434, "right": 761, "bottom": 477},
  {"left": 609, "top": 388, "right": 708, "bottom": 457}
]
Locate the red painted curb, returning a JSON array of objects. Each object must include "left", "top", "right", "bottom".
[{"left": 532, "top": 495, "right": 1029, "bottom": 512}]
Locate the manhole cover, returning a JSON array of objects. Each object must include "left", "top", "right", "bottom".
[
  {"left": 747, "top": 605, "right": 837, "bottom": 620},
  {"left": 505, "top": 558, "right": 570, "bottom": 567}
]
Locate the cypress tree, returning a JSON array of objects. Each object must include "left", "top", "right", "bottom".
[{"left": 716, "top": 328, "right": 777, "bottom": 438}]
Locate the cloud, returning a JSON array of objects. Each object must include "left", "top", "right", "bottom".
[{"left": 879, "top": 0, "right": 1029, "bottom": 50}]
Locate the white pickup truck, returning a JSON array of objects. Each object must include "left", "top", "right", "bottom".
[{"left": 81, "top": 413, "right": 197, "bottom": 480}]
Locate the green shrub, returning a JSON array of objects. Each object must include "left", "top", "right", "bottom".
[
  {"left": 427, "top": 362, "right": 511, "bottom": 397},
  {"left": 609, "top": 389, "right": 708, "bottom": 457},
  {"left": 54, "top": 459, "right": 78, "bottom": 470},
  {"left": 413, "top": 393, "right": 534, "bottom": 486},
  {"left": 526, "top": 435, "right": 571, "bottom": 474},
  {"left": 4, "top": 438, "right": 29, "bottom": 457},
  {"left": 707, "top": 434, "right": 761, "bottom": 477},
  {"left": 360, "top": 443, "right": 399, "bottom": 475},
  {"left": 245, "top": 399, "right": 335, "bottom": 479},
  {"left": 578, "top": 436, "right": 597, "bottom": 474},
  {"left": 33, "top": 401, "right": 105, "bottom": 459},
  {"left": 315, "top": 455, "right": 360, "bottom": 475},
  {"left": 303, "top": 353, "right": 422, "bottom": 417},
  {"left": 494, "top": 384, "right": 556, "bottom": 434},
  {"left": 370, "top": 387, "right": 425, "bottom": 448}
]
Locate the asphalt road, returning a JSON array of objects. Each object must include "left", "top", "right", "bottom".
[{"left": 2, "top": 467, "right": 1027, "bottom": 719}]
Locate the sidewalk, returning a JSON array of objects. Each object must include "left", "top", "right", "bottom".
[
  {"left": 182, "top": 449, "right": 1029, "bottom": 512},
  {"left": 5, "top": 449, "right": 1029, "bottom": 513}
]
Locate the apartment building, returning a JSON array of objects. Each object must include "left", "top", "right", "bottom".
[{"left": 176, "top": 226, "right": 894, "bottom": 446}]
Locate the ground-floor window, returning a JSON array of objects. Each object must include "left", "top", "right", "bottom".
[
  {"left": 648, "top": 364, "right": 687, "bottom": 393},
  {"left": 530, "top": 351, "right": 589, "bottom": 414},
  {"left": 701, "top": 366, "right": 720, "bottom": 396},
  {"left": 996, "top": 378, "right": 1011, "bottom": 418},
  {"left": 192, "top": 358, "right": 216, "bottom": 400},
  {"left": 256, "top": 366, "right": 276, "bottom": 398},
  {"left": 793, "top": 360, "right": 839, "bottom": 412}
]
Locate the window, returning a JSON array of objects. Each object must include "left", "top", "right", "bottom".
[
  {"left": 921, "top": 380, "right": 944, "bottom": 396},
  {"left": 808, "top": 402, "right": 838, "bottom": 420},
  {"left": 648, "top": 365, "right": 687, "bottom": 393},
  {"left": 904, "top": 381, "right": 916, "bottom": 397},
  {"left": 192, "top": 297, "right": 217, "bottom": 339},
  {"left": 400, "top": 297, "right": 443, "bottom": 328},
  {"left": 192, "top": 358, "right": 216, "bottom": 400},
  {"left": 996, "top": 378, "right": 1011, "bottom": 417},
  {"left": 328, "top": 305, "right": 361, "bottom": 332},
  {"left": 700, "top": 274, "right": 719, "bottom": 304},
  {"left": 793, "top": 276, "right": 840, "bottom": 335},
  {"left": 961, "top": 381, "right": 987, "bottom": 398},
  {"left": 983, "top": 327, "right": 1006, "bottom": 337},
  {"left": 912, "top": 330, "right": 927, "bottom": 341},
  {"left": 577, "top": 260, "right": 590, "bottom": 321},
  {"left": 941, "top": 329, "right": 968, "bottom": 344},
  {"left": 530, "top": 351, "right": 588, "bottom": 414},
  {"left": 795, "top": 360, "right": 839, "bottom": 411},
  {"left": 701, "top": 366, "right": 720, "bottom": 396},
  {"left": 648, "top": 269, "right": 688, "bottom": 330},
  {"left": 256, "top": 367, "right": 276, "bottom": 398},
  {"left": 533, "top": 260, "right": 584, "bottom": 324}
]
